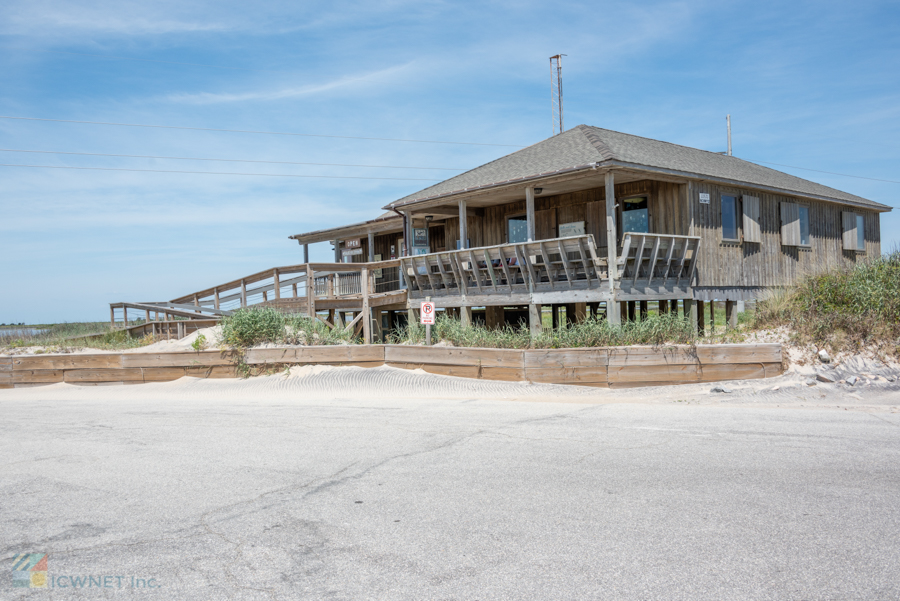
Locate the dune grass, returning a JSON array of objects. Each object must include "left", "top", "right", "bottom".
[
  {"left": 0, "top": 322, "right": 153, "bottom": 351},
  {"left": 755, "top": 250, "right": 900, "bottom": 355},
  {"left": 391, "top": 311, "right": 698, "bottom": 349}
]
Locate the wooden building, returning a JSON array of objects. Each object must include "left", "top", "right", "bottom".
[{"left": 113, "top": 126, "right": 890, "bottom": 342}]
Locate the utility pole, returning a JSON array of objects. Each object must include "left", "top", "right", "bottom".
[
  {"left": 726, "top": 114, "right": 732, "bottom": 156},
  {"left": 550, "top": 55, "right": 566, "bottom": 135}
]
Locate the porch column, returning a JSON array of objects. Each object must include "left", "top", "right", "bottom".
[
  {"left": 214, "top": 287, "right": 220, "bottom": 310},
  {"left": 605, "top": 171, "right": 621, "bottom": 324},
  {"left": 458, "top": 199, "right": 468, "bottom": 249},
  {"left": 685, "top": 299, "right": 698, "bottom": 334},
  {"left": 368, "top": 232, "right": 375, "bottom": 262},
  {"left": 525, "top": 187, "right": 535, "bottom": 242},
  {"left": 725, "top": 300, "right": 737, "bottom": 330},
  {"left": 334, "top": 240, "right": 341, "bottom": 263},
  {"left": 303, "top": 244, "right": 309, "bottom": 264},
  {"left": 529, "top": 304, "right": 542, "bottom": 337}
]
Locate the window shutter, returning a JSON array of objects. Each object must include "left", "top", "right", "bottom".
[
  {"left": 742, "top": 196, "right": 761, "bottom": 242},
  {"left": 780, "top": 202, "right": 800, "bottom": 246},
  {"left": 842, "top": 211, "right": 857, "bottom": 250}
]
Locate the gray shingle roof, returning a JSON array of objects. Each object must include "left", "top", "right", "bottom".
[{"left": 386, "top": 125, "right": 890, "bottom": 211}]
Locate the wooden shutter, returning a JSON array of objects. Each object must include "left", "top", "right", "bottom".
[
  {"left": 585, "top": 201, "right": 607, "bottom": 249},
  {"left": 780, "top": 202, "right": 800, "bottom": 246},
  {"left": 535, "top": 208, "right": 557, "bottom": 240},
  {"left": 742, "top": 195, "right": 761, "bottom": 243},
  {"left": 842, "top": 211, "right": 858, "bottom": 250}
]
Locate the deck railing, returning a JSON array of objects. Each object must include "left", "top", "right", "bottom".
[{"left": 399, "top": 233, "right": 700, "bottom": 300}]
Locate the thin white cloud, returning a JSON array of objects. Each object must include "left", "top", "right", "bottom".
[{"left": 160, "top": 62, "right": 417, "bottom": 105}]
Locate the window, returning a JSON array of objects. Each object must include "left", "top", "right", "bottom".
[
  {"left": 856, "top": 214, "right": 865, "bottom": 250},
  {"left": 507, "top": 215, "right": 528, "bottom": 243},
  {"left": 721, "top": 195, "right": 738, "bottom": 241},
  {"left": 780, "top": 202, "right": 810, "bottom": 247},
  {"left": 621, "top": 196, "right": 649, "bottom": 234}
]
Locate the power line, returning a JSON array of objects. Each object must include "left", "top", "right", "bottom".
[
  {"left": 0, "top": 116, "right": 525, "bottom": 148},
  {"left": 0, "top": 163, "right": 441, "bottom": 181},
  {"left": 0, "top": 148, "right": 466, "bottom": 171},
  {"left": 746, "top": 158, "right": 900, "bottom": 185}
]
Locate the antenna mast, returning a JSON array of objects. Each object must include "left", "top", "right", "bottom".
[
  {"left": 550, "top": 54, "right": 566, "bottom": 135},
  {"left": 726, "top": 114, "right": 732, "bottom": 156}
]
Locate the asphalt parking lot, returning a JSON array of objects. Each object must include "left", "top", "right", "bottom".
[{"left": 2, "top": 385, "right": 899, "bottom": 600}]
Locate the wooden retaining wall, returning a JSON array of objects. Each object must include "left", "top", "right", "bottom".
[{"left": 0, "top": 344, "right": 782, "bottom": 389}]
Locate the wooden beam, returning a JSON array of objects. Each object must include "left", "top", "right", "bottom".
[
  {"left": 526, "top": 186, "right": 535, "bottom": 242},
  {"left": 458, "top": 199, "right": 468, "bottom": 249}
]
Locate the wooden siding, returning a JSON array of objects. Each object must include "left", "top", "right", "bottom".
[
  {"left": 439, "top": 180, "right": 690, "bottom": 250},
  {"left": 691, "top": 182, "right": 882, "bottom": 290}
]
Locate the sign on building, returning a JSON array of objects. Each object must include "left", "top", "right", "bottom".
[
  {"left": 559, "top": 221, "right": 585, "bottom": 237},
  {"left": 413, "top": 228, "right": 428, "bottom": 247},
  {"left": 420, "top": 301, "right": 435, "bottom": 325},
  {"left": 699, "top": 193, "right": 710, "bottom": 204},
  {"left": 345, "top": 238, "right": 361, "bottom": 248}
]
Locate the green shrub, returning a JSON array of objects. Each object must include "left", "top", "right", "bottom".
[{"left": 220, "top": 307, "right": 286, "bottom": 347}]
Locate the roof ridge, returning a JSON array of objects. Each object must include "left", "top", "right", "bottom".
[{"left": 576, "top": 124, "right": 616, "bottom": 161}]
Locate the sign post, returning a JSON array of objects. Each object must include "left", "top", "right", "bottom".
[{"left": 420, "top": 300, "right": 435, "bottom": 346}]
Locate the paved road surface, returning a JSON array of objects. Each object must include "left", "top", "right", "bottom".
[{"left": 2, "top": 386, "right": 899, "bottom": 599}]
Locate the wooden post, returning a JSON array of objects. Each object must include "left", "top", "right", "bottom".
[
  {"left": 214, "top": 288, "right": 220, "bottom": 310},
  {"left": 306, "top": 265, "right": 315, "bottom": 318},
  {"left": 525, "top": 186, "right": 535, "bottom": 242},
  {"left": 303, "top": 244, "right": 309, "bottom": 264},
  {"left": 263, "top": 291, "right": 268, "bottom": 302},
  {"left": 292, "top": 283, "right": 298, "bottom": 298},
  {"left": 372, "top": 308, "right": 383, "bottom": 343},
  {"left": 696, "top": 300, "right": 706, "bottom": 334},
  {"left": 685, "top": 299, "right": 697, "bottom": 334},
  {"left": 193, "top": 294, "right": 200, "bottom": 314},
  {"left": 334, "top": 240, "right": 342, "bottom": 263},
  {"left": 240, "top": 280, "right": 247, "bottom": 308},
  {"left": 551, "top": 305, "right": 559, "bottom": 330},
  {"left": 658, "top": 301, "right": 668, "bottom": 315},
  {"left": 574, "top": 302, "right": 587, "bottom": 324},
  {"left": 710, "top": 300, "right": 716, "bottom": 333},
  {"left": 639, "top": 301, "right": 648, "bottom": 321},
  {"left": 361, "top": 267, "right": 371, "bottom": 344},
  {"left": 273, "top": 269, "right": 280, "bottom": 300},
  {"left": 460, "top": 305, "right": 472, "bottom": 327},
  {"left": 458, "top": 199, "right": 468, "bottom": 249},
  {"left": 725, "top": 300, "right": 737, "bottom": 330},
  {"left": 146, "top": 309, "right": 151, "bottom": 323},
  {"left": 620, "top": 302, "right": 628, "bottom": 323},
  {"left": 671, "top": 299, "right": 678, "bottom": 315},
  {"left": 110, "top": 305, "right": 115, "bottom": 326},
  {"left": 123, "top": 307, "right": 128, "bottom": 326},
  {"left": 368, "top": 232, "right": 375, "bottom": 262},
  {"left": 627, "top": 301, "right": 636, "bottom": 322},
  {"left": 327, "top": 274, "right": 334, "bottom": 298},
  {"left": 529, "top": 304, "right": 542, "bottom": 337},
  {"left": 605, "top": 171, "right": 620, "bottom": 324}
]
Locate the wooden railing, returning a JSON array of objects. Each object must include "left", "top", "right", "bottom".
[
  {"left": 400, "top": 233, "right": 701, "bottom": 301},
  {"left": 616, "top": 233, "right": 701, "bottom": 287},
  {"left": 400, "top": 235, "right": 607, "bottom": 299}
]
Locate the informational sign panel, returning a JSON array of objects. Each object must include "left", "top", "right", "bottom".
[
  {"left": 699, "top": 193, "right": 710, "bottom": 204},
  {"left": 342, "top": 248, "right": 363, "bottom": 257},
  {"left": 413, "top": 228, "right": 428, "bottom": 247},
  {"left": 420, "top": 302, "right": 435, "bottom": 325},
  {"left": 559, "top": 221, "right": 585, "bottom": 237},
  {"left": 346, "top": 238, "right": 361, "bottom": 248}
]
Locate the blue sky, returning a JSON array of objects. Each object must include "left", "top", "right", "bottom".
[{"left": 1, "top": 0, "right": 898, "bottom": 323}]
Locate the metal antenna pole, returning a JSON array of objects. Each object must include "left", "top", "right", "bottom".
[
  {"left": 550, "top": 54, "right": 566, "bottom": 135},
  {"left": 727, "top": 114, "right": 732, "bottom": 156}
]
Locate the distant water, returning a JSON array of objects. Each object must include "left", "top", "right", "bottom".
[{"left": 0, "top": 327, "right": 47, "bottom": 337}]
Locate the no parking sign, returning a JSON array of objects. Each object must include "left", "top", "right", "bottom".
[{"left": 420, "top": 302, "right": 435, "bottom": 325}]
